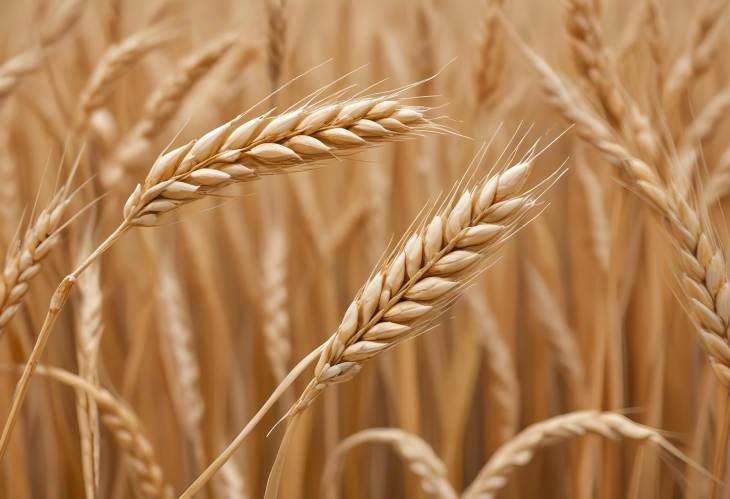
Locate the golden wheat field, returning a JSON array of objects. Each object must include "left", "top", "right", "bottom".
[{"left": 3, "top": 0, "right": 730, "bottom": 497}]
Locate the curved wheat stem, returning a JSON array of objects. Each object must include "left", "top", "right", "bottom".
[
  {"left": 462, "top": 411, "right": 694, "bottom": 499},
  {"left": 321, "top": 428, "right": 457, "bottom": 499},
  {"left": 74, "top": 226, "right": 104, "bottom": 499}
]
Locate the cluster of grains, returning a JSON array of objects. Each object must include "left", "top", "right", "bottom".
[
  {"left": 0, "top": 181, "right": 76, "bottom": 333},
  {"left": 123, "top": 95, "right": 434, "bottom": 226},
  {"left": 290, "top": 155, "right": 539, "bottom": 414}
]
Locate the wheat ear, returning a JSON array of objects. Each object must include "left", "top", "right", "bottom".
[
  {"left": 122, "top": 89, "right": 437, "bottom": 226},
  {"left": 288, "top": 152, "right": 546, "bottom": 417},
  {"left": 76, "top": 26, "right": 171, "bottom": 128},
  {"left": 462, "top": 411, "right": 696, "bottom": 499},
  {"left": 156, "top": 256, "right": 206, "bottom": 465},
  {"left": 9, "top": 365, "right": 173, "bottom": 499},
  {"left": 663, "top": 0, "right": 728, "bottom": 105},
  {"left": 321, "top": 428, "right": 457, "bottom": 499},
  {"left": 102, "top": 34, "right": 239, "bottom": 189},
  {"left": 473, "top": 0, "right": 505, "bottom": 109},
  {"left": 518, "top": 32, "right": 730, "bottom": 389},
  {"left": 0, "top": 165, "right": 81, "bottom": 335},
  {"left": 0, "top": 0, "right": 86, "bottom": 100}
]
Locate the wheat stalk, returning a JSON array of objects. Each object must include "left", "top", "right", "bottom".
[
  {"left": 321, "top": 428, "right": 457, "bottom": 499},
  {"left": 461, "top": 411, "right": 694, "bottom": 499},
  {"left": 465, "top": 291, "right": 520, "bottom": 443},
  {"left": 73, "top": 226, "right": 104, "bottom": 499}
]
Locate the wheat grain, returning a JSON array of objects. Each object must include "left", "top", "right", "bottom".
[
  {"left": 0, "top": 169, "right": 79, "bottom": 335},
  {"left": 321, "top": 428, "right": 457, "bottom": 499}
]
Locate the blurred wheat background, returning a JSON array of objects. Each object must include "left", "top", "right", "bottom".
[{"left": 1, "top": 0, "right": 729, "bottom": 497}]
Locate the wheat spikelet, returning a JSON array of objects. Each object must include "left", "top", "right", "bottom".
[
  {"left": 77, "top": 27, "right": 171, "bottom": 127},
  {"left": 461, "top": 411, "right": 691, "bottom": 499},
  {"left": 663, "top": 0, "right": 728, "bottom": 105},
  {"left": 215, "top": 459, "right": 249, "bottom": 499},
  {"left": 0, "top": 130, "right": 20, "bottom": 237},
  {"left": 261, "top": 225, "right": 291, "bottom": 384},
  {"left": 0, "top": 171, "right": 79, "bottom": 335},
  {"left": 289, "top": 150, "right": 549, "bottom": 416},
  {"left": 703, "top": 147, "right": 730, "bottom": 206},
  {"left": 122, "top": 89, "right": 438, "bottom": 227},
  {"left": 472, "top": 0, "right": 505, "bottom": 113},
  {"left": 564, "top": 0, "right": 658, "bottom": 163},
  {"left": 321, "top": 428, "right": 457, "bottom": 499},
  {"left": 102, "top": 34, "right": 241, "bottom": 187},
  {"left": 519, "top": 34, "right": 730, "bottom": 389},
  {"left": 156, "top": 255, "right": 205, "bottom": 464},
  {"left": 265, "top": 0, "right": 287, "bottom": 92},
  {"left": 0, "top": 0, "right": 86, "bottom": 100},
  {"left": 73, "top": 226, "right": 104, "bottom": 499},
  {"left": 25, "top": 365, "right": 172, "bottom": 499}
]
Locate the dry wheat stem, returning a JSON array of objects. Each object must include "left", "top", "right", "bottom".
[
  {"left": 74, "top": 226, "right": 104, "bottom": 499},
  {"left": 5, "top": 365, "right": 173, "bottom": 498},
  {"left": 288, "top": 148, "right": 549, "bottom": 418},
  {"left": 321, "top": 428, "right": 457, "bottom": 499},
  {"left": 466, "top": 292, "right": 520, "bottom": 442},
  {"left": 461, "top": 411, "right": 695, "bottom": 499}
]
